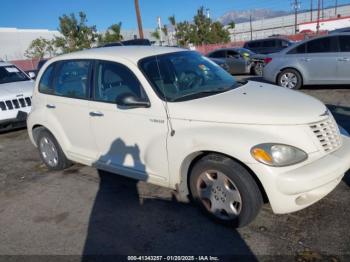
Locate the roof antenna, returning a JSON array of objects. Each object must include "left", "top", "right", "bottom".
[{"left": 155, "top": 56, "right": 175, "bottom": 136}]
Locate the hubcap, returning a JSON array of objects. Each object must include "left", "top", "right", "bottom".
[
  {"left": 39, "top": 137, "right": 58, "bottom": 167},
  {"left": 280, "top": 72, "right": 298, "bottom": 89},
  {"left": 196, "top": 170, "right": 242, "bottom": 220}
]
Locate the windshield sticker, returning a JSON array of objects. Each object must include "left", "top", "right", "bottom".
[{"left": 5, "top": 67, "right": 20, "bottom": 73}]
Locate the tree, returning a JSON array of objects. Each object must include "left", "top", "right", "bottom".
[
  {"left": 54, "top": 11, "right": 98, "bottom": 53},
  {"left": 175, "top": 7, "right": 230, "bottom": 46},
  {"left": 25, "top": 37, "right": 56, "bottom": 59},
  {"left": 98, "top": 22, "right": 123, "bottom": 45},
  {"left": 228, "top": 21, "right": 235, "bottom": 30},
  {"left": 151, "top": 29, "right": 160, "bottom": 41}
]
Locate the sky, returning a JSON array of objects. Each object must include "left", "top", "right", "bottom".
[{"left": 0, "top": 0, "right": 348, "bottom": 31}]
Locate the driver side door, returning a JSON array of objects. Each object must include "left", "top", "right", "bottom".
[{"left": 88, "top": 60, "right": 169, "bottom": 185}]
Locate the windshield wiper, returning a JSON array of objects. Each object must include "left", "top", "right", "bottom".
[{"left": 171, "top": 88, "right": 230, "bottom": 102}]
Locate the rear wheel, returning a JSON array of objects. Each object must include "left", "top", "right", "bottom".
[
  {"left": 277, "top": 69, "right": 302, "bottom": 89},
  {"left": 37, "top": 129, "right": 71, "bottom": 170},
  {"left": 252, "top": 62, "right": 264, "bottom": 76},
  {"left": 189, "top": 154, "right": 263, "bottom": 227}
]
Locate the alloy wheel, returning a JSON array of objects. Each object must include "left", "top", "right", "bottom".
[
  {"left": 196, "top": 170, "right": 242, "bottom": 220},
  {"left": 39, "top": 136, "right": 59, "bottom": 167}
]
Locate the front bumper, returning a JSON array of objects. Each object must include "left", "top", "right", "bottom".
[
  {"left": 0, "top": 111, "right": 28, "bottom": 130},
  {"left": 250, "top": 135, "right": 350, "bottom": 214}
]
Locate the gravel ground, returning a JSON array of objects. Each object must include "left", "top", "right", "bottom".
[{"left": 0, "top": 79, "right": 349, "bottom": 261}]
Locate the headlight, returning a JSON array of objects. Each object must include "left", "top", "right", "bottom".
[{"left": 251, "top": 143, "right": 308, "bottom": 167}]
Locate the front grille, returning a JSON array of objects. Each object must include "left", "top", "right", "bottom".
[
  {"left": 0, "top": 97, "right": 32, "bottom": 111},
  {"left": 310, "top": 117, "right": 342, "bottom": 152}
]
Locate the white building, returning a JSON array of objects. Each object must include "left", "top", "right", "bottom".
[
  {"left": 230, "top": 4, "right": 350, "bottom": 41},
  {"left": 0, "top": 28, "right": 60, "bottom": 61}
]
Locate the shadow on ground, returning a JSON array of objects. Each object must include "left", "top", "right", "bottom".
[{"left": 81, "top": 138, "right": 257, "bottom": 260}]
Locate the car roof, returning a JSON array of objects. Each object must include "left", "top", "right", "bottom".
[
  {"left": 0, "top": 62, "right": 14, "bottom": 67},
  {"left": 49, "top": 46, "right": 187, "bottom": 64},
  {"left": 244, "top": 37, "right": 290, "bottom": 43}
]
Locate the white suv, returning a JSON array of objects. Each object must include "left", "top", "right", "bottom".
[
  {"left": 0, "top": 62, "right": 34, "bottom": 130},
  {"left": 27, "top": 46, "right": 350, "bottom": 227}
]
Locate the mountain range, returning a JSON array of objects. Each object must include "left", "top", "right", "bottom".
[{"left": 218, "top": 9, "right": 290, "bottom": 25}]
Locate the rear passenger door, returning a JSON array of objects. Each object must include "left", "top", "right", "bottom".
[
  {"left": 302, "top": 36, "right": 338, "bottom": 84},
  {"left": 43, "top": 60, "right": 97, "bottom": 163},
  {"left": 336, "top": 35, "right": 350, "bottom": 83}
]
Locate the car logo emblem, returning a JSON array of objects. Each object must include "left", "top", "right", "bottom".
[{"left": 319, "top": 110, "right": 329, "bottom": 117}]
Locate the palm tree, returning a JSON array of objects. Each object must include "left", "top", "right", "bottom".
[
  {"left": 168, "top": 15, "right": 177, "bottom": 45},
  {"left": 162, "top": 25, "right": 170, "bottom": 45}
]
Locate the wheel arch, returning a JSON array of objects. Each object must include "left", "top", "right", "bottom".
[
  {"left": 276, "top": 67, "right": 304, "bottom": 86},
  {"left": 176, "top": 150, "right": 269, "bottom": 204}
]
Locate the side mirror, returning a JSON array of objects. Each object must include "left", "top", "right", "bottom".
[
  {"left": 116, "top": 94, "right": 150, "bottom": 108},
  {"left": 28, "top": 72, "right": 36, "bottom": 79}
]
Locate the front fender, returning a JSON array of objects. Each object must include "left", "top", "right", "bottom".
[{"left": 167, "top": 120, "right": 318, "bottom": 190}]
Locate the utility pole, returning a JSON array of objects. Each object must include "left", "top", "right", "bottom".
[
  {"left": 310, "top": 0, "right": 313, "bottom": 21},
  {"left": 321, "top": 0, "right": 324, "bottom": 19},
  {"left": 134, "top": 0, "right": 144, "bottom": 39},
  {"left": 335, "top": 0, "right": 338, "bottom": 16},
  {"left": 316, "top": 0, "right": 321, "bottom": 34},
  {"left": 292, "top": 0, "right": 301, "bottom": 34},
  {"left": 249, "top": 14, "right": 253, "bottom": 40}
]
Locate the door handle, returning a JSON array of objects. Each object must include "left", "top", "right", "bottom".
[
  {"left": 337, "top": 57, "right": 350, "bottom": 61},
  {"left": 301, "top": 58, "right": 311, "bottom": 62},
  {"left": 89, "top": 111, "right": 104, "bottom": 117},
  {"left": 46, "top": 104, "right": 56, "bottom": 109}
]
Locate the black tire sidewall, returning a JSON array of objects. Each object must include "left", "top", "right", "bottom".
[
  {"left": 37, "top": 129, "right": 70, "bottom": 171},
  {"left": 278, "top": 69, "right": 302, "bottom": 89},
  {"left": 189, "top": 155, "right": 263, "bottom": 227}
]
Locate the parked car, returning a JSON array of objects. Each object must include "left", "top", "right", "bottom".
[
  {"left": 101, "top": 38, "right": 152, "bottom": 48},
  {"left": 0, "top": 62, "right": 34, "bottom": 131},
  {"left": 263, "top": 33, "right": 350, "bottom": 89},
  {"left": 207, "top": 48, "right": 265, "bottom": 75},
  {"left": 27, "top": 46, "right": 350, "bottom": 227},
  {"left": 329, "top": 27, "right": 350, "bottom": 34},
  {"left": 243, "top": 38, "right": 293, "bottom": 54}
]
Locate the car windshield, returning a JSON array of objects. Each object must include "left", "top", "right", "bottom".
[
  {"left": 0, "top": 65, "right": 29, "bottom": 84},
  {"left": 139, "top": 51, "right": 240, "bottom": 102}
]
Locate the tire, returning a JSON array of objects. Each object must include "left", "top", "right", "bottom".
[
  {"left": 37, "top": 129, "right": 72, "bottom": 171},
  {"left": 277, "top": 69, "right": 302, "bottom": 89},
  {"left": 252, "top": 62, "right": 263, "bottom": 76},
  {"left": 189, "top": 154, "right": 263, "bottom": 228}
]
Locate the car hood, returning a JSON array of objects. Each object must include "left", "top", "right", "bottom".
[
  {"left": 167, "top": 81, "right": 327, "bottom": 125},
  {"left": 0, "top": 80, "right": 34, "bottom": 97}
]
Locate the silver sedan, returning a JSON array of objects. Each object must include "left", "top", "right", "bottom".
[{"left": 263, "top": 33, "right": 350, "bottom": 89}]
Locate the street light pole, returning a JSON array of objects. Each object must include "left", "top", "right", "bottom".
[
  {"left": 310, "top": 0, "right": 313, "bottom": 21},
  {"left": 134, "top": 0, "right": 144, "bottom": 39},
  {"left": 292, "top": 0, "right": 301, "bottom": 34},
  {"left": 316, "top": 0, "right": 321, "bottom": 34}
]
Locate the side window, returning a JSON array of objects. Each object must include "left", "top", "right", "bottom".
[
  {"left": 53, "top": 60, "right": 91, "bottom": 99},
  {"left": 306, "top": 37, "right": 337, "bottom": 53},
  {"left": 39, "top": 64, "right": 54, "bottom": 94},
  {"left": 226, "top": 50, "right": 239, "bottom": 58},
  {"left": 210, "top": 50, "right": 225, "bottom": 58},
  {"left": 248, "top": 42, "right": 259, "bottom": 48},
  {"left": 339, "top": 35, "right": 350, "bottom": 52},
  {"left": 94, "top": 61, "right": 146, "bottom": 103},
  {"left": 262, "top": 40, "right": 275, "bottom": 48},
  {"left": 288, "top": 43, "right": 306, "bottom": 54}
]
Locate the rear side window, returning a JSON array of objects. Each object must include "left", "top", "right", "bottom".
[
  {"left": 262, "top": 40, "right": 275, "bottom": 47},
  {"left": 247, "top": 42, "right": 260, "bottom": 48},
  {"left": 53, "top": 60, "right": 91, "bottom": 99},
  {"left": 39, "top": 64, "right": 54, "bottom": 94},
  {"left": 94, "top": 60, "right": 146, "bottom": 103},
  {"left": 209, "top": 50, "right": 226, "bottom": 58},
  {"left": 288, "top": 43, "right": 306, "bottom": 54},
  {"left": 339, "top": 35, "right": 350, "bottom": 52},
  {"left": 306, "top": 37, "right": 337, "bottom": 53}
]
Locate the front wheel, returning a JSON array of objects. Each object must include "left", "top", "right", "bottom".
[
  {"left": 277, "top": 69, "right": 302, "bottom": 89},
  {"left": 189, "top": 154, "right": 263, "bottom": 227}
]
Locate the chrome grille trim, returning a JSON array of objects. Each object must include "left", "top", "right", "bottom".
[
  {"left": 0, "top": 97, "right": 32, "bottom": 111},
  {"left": 310, "top": 117, "right": 342, "bottom": 152}
]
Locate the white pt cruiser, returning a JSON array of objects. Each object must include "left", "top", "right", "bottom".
[{"left": 27, "top": 46, "right": 350, "bottom": 227}]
